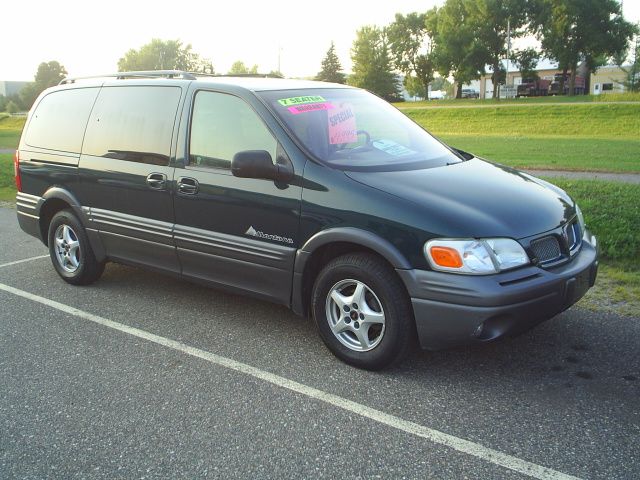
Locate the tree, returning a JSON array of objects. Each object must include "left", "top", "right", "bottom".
[
  {"left": 6, "top": 101, "right": 18, "bottom": 114},
  {"left": 348, "top": 26, "right": 400, "bottom": 101},
  {"left": 431, "top": 76, "right": 453, "bottom": 93},
  {"left": 532, "top": 0, "right": 637, "bottom": 95},
  {"left": 614, "top": 25, "right": 640, "bottom": 93},
  {"left": 19, "top": 61, "right": 68, "bottom": 109},
  {"left": 432, "top": 0, "right": 486, "bottom": 98},
  {"left": 228, "top": 61, "right": 259, "bottom": 75},
  {"left": 118, "top": 39, "right": 214, "bottom": 73},
  {"left": 315, "top": 42, "right": 346, "bottom": 84},
  {"left": 514, "top": 47, "right": 540, "bottom": 81},
  {"left": 387, "top": 11, "right": 437, "bottom": 99},
  {"left": 465, "top": 0, "right": 528, "bottom": 98}
]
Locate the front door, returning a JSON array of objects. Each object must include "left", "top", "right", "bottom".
[{"left": 172, "top": 90, "right": 302, "bottom": 304}]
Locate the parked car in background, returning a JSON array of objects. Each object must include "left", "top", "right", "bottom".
[
  {"left": 428, "top": 89, "right": 446, "bottom": 100},
  {"left": 460, "top": 88, "right": 479, "bottom": 99}
]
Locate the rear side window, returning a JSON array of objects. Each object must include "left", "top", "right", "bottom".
[
  {"left": 189, "top": 91, "right": 277, "bottom": 170},
  {"left": 25, "top": 88, "right": 99, "bottom": 153},
  {"left": 83, "top": 86, "right": 181, "bottom": 166}
]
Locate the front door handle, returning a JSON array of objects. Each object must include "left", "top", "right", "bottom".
[
  {"left": 177, "top": 176, "right": 199, "bottom": 195},
  {"left": 146, "top": 172, "right": 167, "bottom": 190}
]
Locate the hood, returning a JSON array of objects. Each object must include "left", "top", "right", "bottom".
[{"left": 345, "top": 158, "right": 575, "bottom": 239}]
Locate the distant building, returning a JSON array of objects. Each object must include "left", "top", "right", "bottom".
[
  {"left": 0, "top": 81, "right": 31, "bottom": 97},
  {"left": 474, "top": 60, "right": 633, "bottom": 98}
]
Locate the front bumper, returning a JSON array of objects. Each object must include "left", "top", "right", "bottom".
[{"left": 397, "top": 231, "right": 598, "bottom": 350}]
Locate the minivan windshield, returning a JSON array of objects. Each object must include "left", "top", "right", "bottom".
[{"left": 258, "top": 88, "right": 463, "bottom": 171}]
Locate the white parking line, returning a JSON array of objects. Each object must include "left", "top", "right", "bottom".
[
  {"left": 0, "top": 254, "right": 49, "bottom": 269},
  {"left": 0, "top": 281, "right": 580, "bottom": 480}
]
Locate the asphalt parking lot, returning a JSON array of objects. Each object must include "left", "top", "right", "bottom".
[{"left": 0, "top": 206, "right": 638, "bottom": 479}]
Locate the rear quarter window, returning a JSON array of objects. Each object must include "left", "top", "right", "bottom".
[
  {"left": 24, "top": 88, "right": 99, "bottom": 153},
  {"left": 82, "top": 86, "right": 182, "bottom": 166}
]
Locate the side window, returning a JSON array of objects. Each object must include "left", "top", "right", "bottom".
[
  {"left": 83, "top": 86, "right": 181, "bottom": 166},
  {"left": 189, "top": 91, "right": 277, "bottom": 170},
  {"left": 25, "top": 88, "right": 99, "bottom": 153}
]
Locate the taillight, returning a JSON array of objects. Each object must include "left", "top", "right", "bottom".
[{"left": 14, "top": 150, "right": 22, "bottom": 192}]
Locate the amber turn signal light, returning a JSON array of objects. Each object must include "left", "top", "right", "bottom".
[{"left": 429, "top": 246, "right": 463, "bottom": 268}]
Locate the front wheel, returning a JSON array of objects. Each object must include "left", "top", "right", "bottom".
[
  {"left": 311, "top": 253, "right": 415, "bottom": 370},
  {"left": 48, "top": 209, "right": 105, "bottom": 285}
]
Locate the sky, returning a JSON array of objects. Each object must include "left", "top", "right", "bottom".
[{"left": 2, "top": 0, "right": 639, "bottom": 81}]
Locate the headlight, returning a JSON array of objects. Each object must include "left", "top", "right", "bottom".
[{"left": 425, "top": 238, "right": 529, "bottom": 275}]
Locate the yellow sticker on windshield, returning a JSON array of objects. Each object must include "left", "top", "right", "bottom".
[{"left": 278, "top": 95, "right": 326, "bottom": 107}]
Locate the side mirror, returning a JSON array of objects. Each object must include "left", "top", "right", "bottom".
[{"left": 231, "top": 150, "right": 293, "bottom": 182}]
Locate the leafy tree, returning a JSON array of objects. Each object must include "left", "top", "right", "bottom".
[
  {"left": 0, "top": 95, "right": 6, "bottom": 112},
  {"left": 466, "top": 0, "right": 528, "bottom": 98},
  {"left": 532, "top": 0, "right": 637, "bottom": 95},
  {"left": 6, "top": 100, "right": 18, "bottom": 114},
  {"left": 432, "top": 0, "right": 486, "bottom": 98},
  {"left": 315, "top": 42, "right": 345, "bottom": 84},
  {"left": 268, "top": 70, "right": 284, "bottom": 78},
  {"left": 348, "top": 26, "right": 400, "bottom": 101},
  {"left": 19, "top": 61, "right": 68, "bottom": 109},
  {"left": 228, "top": 61, "right": 259, "bottom": 75},
  {"left": 614, "top": 27, "right": 640, "bottom": 92},
  {"left": 514, "top": 48, "right": 540, "bottom": 81},
  {"left": 387, "top": 11, "right": 437, "bottom": 99},
  {"left": 118, "top": 39, "right": 214, "bottom": 73}
]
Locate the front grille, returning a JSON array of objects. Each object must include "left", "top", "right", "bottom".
[{"left": 530, "top": 236, "right": 561, "bottom": 263}]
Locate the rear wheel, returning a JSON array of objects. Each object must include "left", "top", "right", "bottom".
[
  {"left": 311, "top": 253, "right": 415, "bottom": 370},
  {"left": 48, "top": 209, "right": 105, "bottom": 285}
]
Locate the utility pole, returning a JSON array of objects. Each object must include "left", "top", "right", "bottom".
[{"left": 506, "top": 18, "right": 511, "bottom": 97}]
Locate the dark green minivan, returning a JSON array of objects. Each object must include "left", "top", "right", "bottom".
[{"left": 15, "top": 71, "right": 598, "bottom": 369}]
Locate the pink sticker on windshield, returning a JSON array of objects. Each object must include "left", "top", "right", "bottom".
[
  {"left": 328, "top": 103, "right": 357, "bottom": 144},
  {"left": 287, "top": 102, "right": 334, "bottom": 114}
]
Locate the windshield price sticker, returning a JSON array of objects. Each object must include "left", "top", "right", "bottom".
[
  {"left": 328, "top": 103, "right": 358, "bottom": 144},
  {"left": 278, "top": 95, "right": 326, "bottom": 107},
  {"left": 288, "top": 102, "right": 334, "bottom": 114},
  {"left": 372, "top": 139, "right": 416, "bottom": 157}
]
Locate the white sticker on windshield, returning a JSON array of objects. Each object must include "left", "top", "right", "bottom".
[{"left": 372, "top": 139, "right": 416, "bottom": 157}]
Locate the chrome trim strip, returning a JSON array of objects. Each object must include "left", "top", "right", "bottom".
[
  {"left": 88, "top": 207, "right": 174, "bottom": 233},
  {"left": 174, "top": 224, "right": 293, "bottom": 260},
  {"left": 174, "top": 235, "right": 283, "bottom": 261},
  {"left": 16, "top": 192, "right": 41, "bottom": 203},
  {"left": 16, "top": 201, "right": 37, "bottom": 210},
  {"left": 92, "top": 219, "right": 173, "bottom": 238},
  {"left": 17, "top": 211, "right": 39, "bottom": 220}
]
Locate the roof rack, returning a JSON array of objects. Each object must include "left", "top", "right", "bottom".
[{"left": 59, "top": 70, "right": 197, "bottom": 85}]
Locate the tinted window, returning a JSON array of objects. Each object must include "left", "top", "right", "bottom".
[
  {"left": 83, "top": 86, "right": 181, "bottom": 166},
  {"left": 189, "top": 91, "right": 277, "bottom": 169},
  {"left": 25, "top": 88, "right": 99, "bottom": 153}
]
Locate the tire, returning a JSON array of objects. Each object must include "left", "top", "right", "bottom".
[
  {"left": 311, "top": 253, "right": 415, "bottom": 370},
  {"left": 48, "top": 209, "right": 105, "bottom": 285}
]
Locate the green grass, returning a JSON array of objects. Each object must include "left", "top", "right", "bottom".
[
  {"left": 541, "top": 178, "right": 640, "bottom": 261},
  {"left": 0, "top": 153, "right": 14, "bottom": 201},
  {"left": 439, "top": 135, "right": 640, "bottom": 172},
  {"left": 404, "top": 103, "right": 640, "bottom": 139},
  {"left": 0, "top": 115, "right": 24, "bottom": 149},
  {"left": 401, "top": 102, "right": 640, "bottom": 173},
  {"left": 395, "top": 92, "right": 640, "bottom": 108},
  {"left": 541, "top": 177, "right": 640, "bottom": 316}
]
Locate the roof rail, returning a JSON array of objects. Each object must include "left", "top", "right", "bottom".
[{"left": 59, "top": 70, "right": 197, "bottom": 85}]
